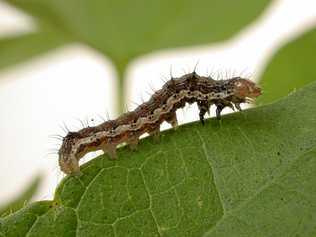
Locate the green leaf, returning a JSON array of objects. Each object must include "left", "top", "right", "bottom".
[
  {"left": 0, "top": 174, "right": 42, "bottom": 217},
  {"left": 1, "top": 81, "right": 316, "bottom": 237},
  {"left": 3, "top": 0, "right": 272, "bottom": 110},
  {"left": 257, "top": 26, "right": 316, "bottom": 105},
  {"left": 6, "top": 0, "right": 272, "bottom": 61}
]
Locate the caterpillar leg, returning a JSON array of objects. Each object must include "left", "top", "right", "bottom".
[
  {"left": 198, "top": 100, "right": 210, "bottom": 125},
  {"left": 234, "top": 103, "right": 242, "bottom": 111},
  {"left": 127, "top": 138, "right": 139, "bottom": 151},
  {"left": 215, "top": 104, "right": 225, "bottom": 120},
  {"left": 149, "top": 127, "right": 160, "bottom": 143},
  {"left": 102, "top": 144, "right": 117, "bottom": 160},
  {"left": 59, "top": 155, "right": 82, "bottom": 176},
  {"left": 199, "top": 110, "right": 207, "bottom": 125},
  {"left": 215, "top": 100, "right": 234, "bottom": 120},
  {"left": 166, "top": 112, "right": 178, "bottom": 129},
  {"left": 231, "top": 97, "right": 246, "bottom": 112}
]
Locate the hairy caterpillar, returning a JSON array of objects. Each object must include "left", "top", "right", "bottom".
[{"left": 58, "top": 72, "right": 261, "bottom": 175}]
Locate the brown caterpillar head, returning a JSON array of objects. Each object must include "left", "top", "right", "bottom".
[
  {"left": 233, "top": 78, "right": 261, "bottom": 99},
  {"left": 58, "top": 132, "right": 81, "bottom": 175}
]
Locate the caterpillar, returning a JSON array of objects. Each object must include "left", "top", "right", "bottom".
[{"left": 58, "top": 72, "right": 261, "bottom": 175}]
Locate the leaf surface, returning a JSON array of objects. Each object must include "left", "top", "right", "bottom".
[{"left": 1, "top": 81, "right": 316, "bottom": 237}]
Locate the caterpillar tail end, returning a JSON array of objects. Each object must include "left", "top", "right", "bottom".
[{"left": 59, "top": 154, "right": 81, "bottom": 176}]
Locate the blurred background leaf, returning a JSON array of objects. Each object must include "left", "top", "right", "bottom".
[
  {"left": 0, "top": 174, "right": 42, "bottom": 217},
  {"left": 257, "top": 26, "right": 316, "bottom": 105},
  {"left": 0, "top": 29, "right": 70, "bottom": 69},
  {"left": 2, "top": 0, "right": 272, "bottom": 111}
]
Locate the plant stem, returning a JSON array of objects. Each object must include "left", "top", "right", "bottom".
[{"left": 115, "top": 60, "right": 128, "bottom": 114}]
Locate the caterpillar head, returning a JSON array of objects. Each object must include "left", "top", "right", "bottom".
[
  {"left": 233, "top": 78, "right": 261, "bottom": 100},
  {"left": 58, "top": 132, "right": 81, "bottom": 175}
]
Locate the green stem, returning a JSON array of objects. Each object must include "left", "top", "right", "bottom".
[{"left": 115, "top": 60, "right": 128, "bottom": 115}]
